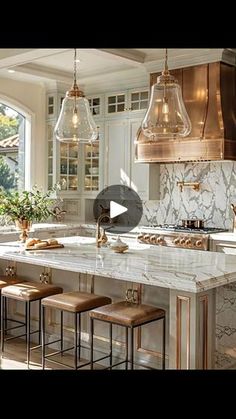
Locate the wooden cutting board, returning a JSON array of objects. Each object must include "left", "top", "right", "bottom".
[{"left": 25, "top": 244, "right": 64, "bottom": 251}]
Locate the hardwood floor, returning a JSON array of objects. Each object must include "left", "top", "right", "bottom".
[{"left": 0, "top": 337, "right": 92, "bottom": 370}]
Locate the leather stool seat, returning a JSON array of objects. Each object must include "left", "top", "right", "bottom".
[
  {"left": 0, "top": 275, "right": 25, "bottom": 289},
  {"left": 42, "top": 291, "right": 111, "bottom": 313},
  {"left": 90, "top": 300, "right": 166, "bottom": 370},
  {"left": 90, "top": 301, "right": 165, "bottom": 327},
  {"left": 1, "top": 281, "right": 63, "bottom": 368},
  {"left": 41, "top": 291, "right": 112, "bottom": 370},
  {"left": 2, "top": 281, "right": 63, "bottom": 301}
]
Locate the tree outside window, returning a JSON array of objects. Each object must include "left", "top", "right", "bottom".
[{"left": 0, "top": 103, "right": 25, "bottom": 191}]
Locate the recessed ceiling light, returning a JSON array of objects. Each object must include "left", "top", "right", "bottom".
[{"left": 8, "top": 69, "right": 15, "bottom": 73}]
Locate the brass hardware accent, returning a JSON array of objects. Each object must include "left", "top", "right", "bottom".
[
  {"left": 144, "top": 234, "right": 150, "bottom": 243},
  {"left": 173, "top": 238, "right": 180, "bottom": 245},
  {"left": 150, "top": 235, "right": 157, "bottom": 244},
  {"left": 156, "top": 236, "right": 164, "bottom": 245},
  {"left": 96, "top": 213, "right": 111, "bottom": 248},
  {"left": 39, "top": 267, "right": 52, "bottom": 284},
  {"left": 231, "top": 204, "right": 236, "bottom": 233},
  {"left": 177, "top": 181, "right": 200, "bottom": 192},
  {"left": 199, "top": 295, "right": 208, "bottom": 369},
  {"left": 176, "top": 295, "right": 190, "bottom": 369},
  {"left": 125, "top": 288, "right": 138, "bottom": 303},
  {"left": 195, "top": 239, "right": 202, "bottom": 247},
  {"left": 5, "top": 263, "right": 16, "bottom": 276},
  {"left": 185, "top": 238, "right": 192, "bottom": 246}
]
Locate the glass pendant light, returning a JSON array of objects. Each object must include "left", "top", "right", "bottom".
[
  {"left": 141, "top": 49, "right": 191, "bottom": 139},
  {"left": 54, "top": 49, "right": 98, "bottom": 143}
]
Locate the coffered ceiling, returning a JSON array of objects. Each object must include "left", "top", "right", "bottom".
[{"left": 0, "top": 48, "right": 233, "bottom": 94}]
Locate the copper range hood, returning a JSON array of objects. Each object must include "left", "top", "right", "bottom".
[{"left": 135, "top": 62, "right": 236, "bottom": 163}]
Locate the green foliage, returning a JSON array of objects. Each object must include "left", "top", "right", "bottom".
[
  {"left": 0, "top": 184, "right": 60, "bottom": 223},
  {"left": 0, "top": 113, "right": 19, "bottom": 141},
  {"left": 0, "top": 157, "right": 15, "bottom": 190}
]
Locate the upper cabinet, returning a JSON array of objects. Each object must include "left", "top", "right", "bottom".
[
  {"left": 45, "top": 86, "right": 158, "bottom": 201},
  {"left": 105, "top": 88, "right": 149, "bottom": 117}
]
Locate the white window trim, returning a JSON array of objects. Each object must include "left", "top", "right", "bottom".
[{"left": 0, "top": 93, "right": 34, "bottom": 190}]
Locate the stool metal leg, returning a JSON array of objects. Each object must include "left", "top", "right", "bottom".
[
  {"left": 125, "top": 327, "right": 128, "bottom": 370},
  {"left": 1, "top": 296, "right": 5, "bottom": 353},
  {"left": 162, "top": 316, "right": 166, "bottom": 370},
  {"left": 90, "top": 317, "right": 94, "bottom": 370},
  {"left": 74, "top": 312, "right": 78, "bottom": 370},
  {"left": 38, "top": 301, "right": 41, "bottom": 345},
  {"left": 109, "top": 323, "right": 112, "bottom": 369},
  {"left": 130, "top": 327, "right": 134, "bottom": 370},
  {"left": 26, "top": 301, "right": 31, "bottom": 368},
  {"left": 78, "top": 312, "right": 81, "bottom": 361},
  {"left": 25, "top": 302, "right": 27, "bottom": 344},
  {"left": 4, "top": 298, "right": 7, "bottom": 330},
  {"left": 41, "top": 305, "right": 45, "bottom": 369},
  {"left": 60, "top": 311, "right": 63, "bottom": 353}
]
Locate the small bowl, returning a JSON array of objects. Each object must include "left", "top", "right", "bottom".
[{"left": 110, "top": 236, "right": 129, "bottom": 253}]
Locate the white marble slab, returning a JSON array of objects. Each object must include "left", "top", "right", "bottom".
[{"left": 1, "top": 236, "right": 236, "bottom": 293}]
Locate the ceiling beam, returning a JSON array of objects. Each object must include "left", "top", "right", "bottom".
[
  {"left": 13, "top": 63, "right": 72, "bottom": 84},
  {"left": 96, "top": 49, "right": 146, "bottom": 66},
  {"left": 0, "top": 49, "right": 70, "bottom": 70}
]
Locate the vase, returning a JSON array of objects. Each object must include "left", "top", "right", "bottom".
[{"left": 15, "top": 219, "right": 32, "bottom": 242}]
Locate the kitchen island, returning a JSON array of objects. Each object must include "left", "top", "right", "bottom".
[{"left": 1, "top": 236, "right": 236, "bottom": 369}]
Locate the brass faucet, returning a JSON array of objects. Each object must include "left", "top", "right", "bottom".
[
  {"left": 96, "top": 213, "right": 112, "bottom": 248},
  {"left": 177, "top": 181, "right": 200, "bottom": 192}
]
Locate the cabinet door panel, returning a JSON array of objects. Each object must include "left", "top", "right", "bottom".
[{"left": 105, "top": 120, "right": 129, "bottom": 186}]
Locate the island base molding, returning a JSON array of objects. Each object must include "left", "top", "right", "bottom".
[{"left": 169, "top": 289, "right": 216, "bottom": 369}]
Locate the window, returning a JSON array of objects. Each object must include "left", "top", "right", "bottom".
[{"left": 0, "top": 102, "right": 25, "bottom": 191}]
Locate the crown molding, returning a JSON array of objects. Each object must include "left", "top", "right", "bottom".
[{"left": 144, "top": 49, "right": 236, "bottom": 73}]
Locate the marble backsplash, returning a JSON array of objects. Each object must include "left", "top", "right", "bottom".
[{"left": 141, "top": 161, "right": 236, "bottom": 229}]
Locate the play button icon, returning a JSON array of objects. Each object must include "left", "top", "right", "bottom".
[
  {"left": 110, "top": 201, "right": 128, "bottom": 218},
  {"left": 93, "top": 184, "right": 143, "bottom": 235}
]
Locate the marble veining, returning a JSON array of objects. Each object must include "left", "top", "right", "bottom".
[
  {"left": 1, "top": 236, "right": 236, "bottom": 293},
  {"left": 216, "top": 283, "right": 236, "bottom": 368},
  {"left": 141, "top": 161, "right": 236, "bottom": 229}
]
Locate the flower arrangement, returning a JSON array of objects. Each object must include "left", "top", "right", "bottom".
[{"left": 0, "top": 184, "right": 60, "bottom": 224}]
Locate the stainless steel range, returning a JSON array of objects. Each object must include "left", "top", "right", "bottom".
[{"left": 137, "top": 225, "right": 227, "bottom": 251}]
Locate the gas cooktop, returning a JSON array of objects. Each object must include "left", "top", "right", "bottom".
[{"left": 142, "top": 225, "right": 228, "bottom": 234}]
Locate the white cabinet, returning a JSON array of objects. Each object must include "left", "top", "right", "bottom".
[
  {"left": 210, "top": 238, "right": 236, "bottom": 254},
  {"left": 104, "top": 117, "right": 159, "bottom": 200},
  {"left": 105, "top": 119, "right": 128, "bottom": 187}
]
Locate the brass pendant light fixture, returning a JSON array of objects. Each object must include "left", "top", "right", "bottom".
[
  {"left": 141, "top": 49, "right": 191, "bottom": 139},
  {"left": 54, "top": 48, "right": 98, "bottom": 143}
]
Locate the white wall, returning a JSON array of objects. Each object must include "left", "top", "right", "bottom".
[{"left": 0, "top": 77, "right": 46, "bottom": 190}]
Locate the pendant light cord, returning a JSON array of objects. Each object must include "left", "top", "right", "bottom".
[
  {"left": 164, "top": 48, "right": 168, "bottom": 73},
  {"left": 73, "top": 48, "right": 77, "bottom": 88}
]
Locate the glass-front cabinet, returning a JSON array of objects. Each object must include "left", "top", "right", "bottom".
[
  {"left": 59, "top": 143, "right": 79, "bottom": 191},
  {"left": 46, "top": 90, "right": 103, "bottom": 196},
  {"left": 105, "top": 88, "right": 149, "bottom": 116},
  {"left": 84, "top": 142, "right": 100, "bottom": 192}
]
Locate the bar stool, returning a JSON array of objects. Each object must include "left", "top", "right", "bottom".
[
  {"left": 1, "top": 281, "right": 63, "bottom": 367},
  {"left": 41, "top": 291, "right": 112, "bottom": 370},
  {"left": 90, "top": 301, "right": 166, "bottom": 370},
  {"left": 0, "top": 275, "right": 25, "bottom": 331}
]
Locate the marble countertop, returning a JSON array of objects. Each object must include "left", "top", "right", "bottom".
[
  {"left": 1, "top": 236, "right": 236, "bottom": 293},
  {"left": 210, "top": 232, "right": 236, "bottom": 242}
]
